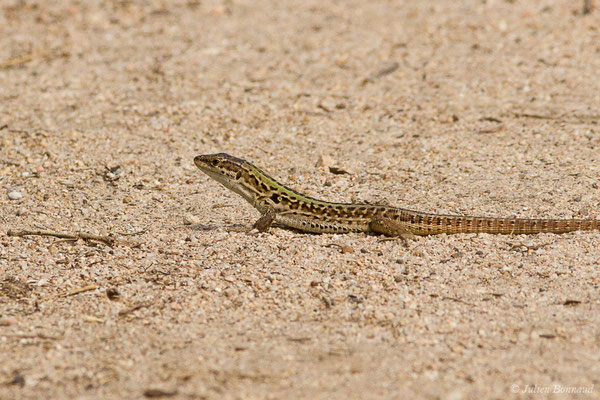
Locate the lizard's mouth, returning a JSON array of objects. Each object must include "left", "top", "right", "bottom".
[{"left": 196, "top": 166, "right": 232, "bottom": 186}]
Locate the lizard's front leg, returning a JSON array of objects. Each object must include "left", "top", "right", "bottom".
[
  {"left": 369, "top": 216, "right": 416, "bottom": 241},
  {"left": 252, "top": 207, "right": 277, "bottom": 232}
]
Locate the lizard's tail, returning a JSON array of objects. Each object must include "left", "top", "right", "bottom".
[{"left": 404, "top": 214, "right": 600, "bottom": 235}]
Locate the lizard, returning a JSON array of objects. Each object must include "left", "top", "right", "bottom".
[{"left": 194, "top": 153, "right": 600, "bottom": 238}]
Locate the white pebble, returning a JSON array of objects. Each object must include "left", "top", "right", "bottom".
[{"left": 8, "top": 191, "right": 23, "bottom": 200}]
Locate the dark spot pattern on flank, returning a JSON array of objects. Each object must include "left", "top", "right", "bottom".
[
  {"left": 301, "top": 203, "right": 313, "bottom": 214},
  {"left": 248, "top": 175, "right": 259, "bottom": 188},
  {"left": 325, "top": 208, "right": 336, "bottom": 217},
  {"left": 270, "top": 193, "right": 280, "bottom": 204}
]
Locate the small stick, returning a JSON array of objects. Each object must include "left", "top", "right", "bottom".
[
  {"left": 0, "top": 51, "right": 48, "bottom": 69},
  {"left": 1, "top": 333, "right": 63, "bottom": 340},
  {"left": 118, "top": 301, "right": 153, "bottom": 316},
  {"left": 361, "top": 61, "right": 399, "bottom": 84},
  {"left": 7, "top": 229, "right": 115, "bottom": 246},
  {"left": 115, "top": 229, "right": 147, "bottom": 236},
  {"left": 442, "top": 296, "right": 476, "bottom": 307},
  {"left": 60, "top": 284, "right": 98, "bottom": 297},
  {"left": 513, "top": 112, "right": 559, "bottom": 120}
]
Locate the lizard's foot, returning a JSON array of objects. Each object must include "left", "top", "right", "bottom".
[
  {"left": 251, "top": 207, "right": 276, "bottom": 233},
  {"left": 369, "top": 216, "right": 415, "bottom": 243}
]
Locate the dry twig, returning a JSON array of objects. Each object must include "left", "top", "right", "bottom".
[
  {"left": 1, "top": 332, "right": 63, "bottom": 340},
  {"left": 0, "top": 50, "right": 49, "bottom": 69},
  {"left": 118, "top": 301, "right": 153, "bottom": 317},
  {"left": 361, "top": 61, "right": 399, "bottom": 84},
  {"left": 8, "top": 229, "right": 115, "bottom": 246},
  {"left": 59, "top": 284, "right": 98, "bottom": 297},
  {"left": 513, "top": 112, "right": 559, "bottom": 120}
]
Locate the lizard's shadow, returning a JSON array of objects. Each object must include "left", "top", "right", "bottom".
[
  {"left": 188, "top": 223, "right": 247, "bottom": 232},
  {"left": 188, "top": 222, "right": 320, "bottom": 235}
]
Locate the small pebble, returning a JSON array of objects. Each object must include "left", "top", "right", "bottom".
[
  {"left": 183, "top": 214, "right": 200, "bottom": 225},
  {"left": 0, "top": 317, "right": 19, "bottom": 326},
  {"left": 8, "top": 191, "right": 23, "bottom": 200}
]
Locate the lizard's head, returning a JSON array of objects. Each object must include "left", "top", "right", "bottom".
[
  {"left": 194, "top": 153, "right": 247, "bottom": 186},
  {"left": 194, "top": 153, "right": 281, "bottom": 208}
]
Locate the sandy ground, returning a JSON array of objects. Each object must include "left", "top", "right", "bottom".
[{"left": 1, "top": 0, "right": 600, "bottom": 398}]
